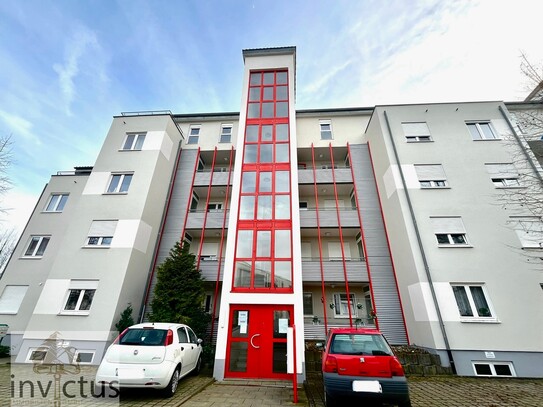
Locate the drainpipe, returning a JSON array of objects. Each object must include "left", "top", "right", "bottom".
[{"left": 383, "top": 110, "right": 456, "bottom": 374}]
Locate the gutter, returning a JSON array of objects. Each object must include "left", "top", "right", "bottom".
[{"left": 383, "top": 110, "right": 457, "bottom": 374}]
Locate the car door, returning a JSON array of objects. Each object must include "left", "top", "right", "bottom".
[
  {"left": 177, "top": 327, "right": 194, "bottom": 376},
  {"left": 185, "top": 327, "right": 200, "bottom": 371}
]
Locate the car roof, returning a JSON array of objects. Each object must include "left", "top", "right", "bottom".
[
  {"left": 328, "top": 328, "right": 382, "bottom": 335},
  {"left": 128, "top": 322, "right": 189, "bottom": 330}
]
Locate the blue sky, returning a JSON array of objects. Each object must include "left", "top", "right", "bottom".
[{"left": 1, "top": 0, "right": 542, "bottom": 233}]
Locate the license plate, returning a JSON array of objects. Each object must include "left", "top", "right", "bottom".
[
  {"left": 117, "top": 368, "right": 144, "bottom": 379},
  {"left": 352, "top": 380, "right": 382, "bottom": 393}
]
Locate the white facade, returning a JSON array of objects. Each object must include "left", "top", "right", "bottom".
[{"left": 0, "top": 47, "right": 542, "bottom": 378}]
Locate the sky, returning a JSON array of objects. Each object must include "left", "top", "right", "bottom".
[{"left": 1, "top": 0, "right": 542, "bottom": 236}]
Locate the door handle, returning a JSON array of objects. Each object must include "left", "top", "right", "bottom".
[{"left": 250, "top": 333, "right": 261, "bottom": 349}]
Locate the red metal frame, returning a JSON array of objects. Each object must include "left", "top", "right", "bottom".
[
  {"left": 346, "top": 142, "right": 377, "bottom": 328},
  {"left": 179, "top": 147, "right": 202, "bottom": 247},
  {"left": 225, "top": 304, "right": 293, "bottom": 380},
  {"left": 329, "top": 143, "right": 353, "bottom": 327},
  {"left": 366, "top": 143, "right": 410, "bottom": 341},
  {"left": 141, "top": 144, "right": 183, "bottom": 312},
  {"left": 196, "top": 147, "right": 218, "bottom": 271},
  {"left": 210, "top": 146, "right": 234, "bottom": 342},
  {"left": 311, "top": 143, "right": 328, "bottom": 331}
]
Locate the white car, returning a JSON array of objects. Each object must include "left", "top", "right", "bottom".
[{"left": 95, "top": 322, "right": 203, "bottom": 397}]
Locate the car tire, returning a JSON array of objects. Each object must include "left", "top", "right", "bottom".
[
  {"left": 192, "top": 355, "right": 202, "bottom": 376},
  {"left": 324, "top": 392, "right": 337, "bottom": 407},
  {"left": 162, "top": 367, "right": 180, "bottom": 398}
]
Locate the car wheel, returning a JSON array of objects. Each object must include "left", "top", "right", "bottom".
[
  {"left": 324, "top": 392, "right": 337, "bottom": 407},
  {"left": 192, "top": 355, "right": 202, "bottom": 376},
  {"left": 162, "top": 367, "right": 180, "bottom": 398}
]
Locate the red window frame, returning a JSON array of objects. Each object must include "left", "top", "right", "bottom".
[{"left": 233, "top": 70, "right": 293, "bottom": 293}]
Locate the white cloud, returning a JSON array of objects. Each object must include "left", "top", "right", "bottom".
[
  {"left": 53, "top": 26, "right": 101, "bottom": 115},
  {"left": 0, "top": 110, "right": 40, "bottom": 145},
  {"left": 0, "top": 188, "right": 38, "bottom": 236}
]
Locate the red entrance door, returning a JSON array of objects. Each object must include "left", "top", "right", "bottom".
[{"left": 225, "top": 304, "right": 293, "bottom": 379}]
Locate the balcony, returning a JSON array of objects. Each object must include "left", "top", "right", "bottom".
[
  {"left": 199, "top": 257, "right": 224, "bottom": 281},
  {"left": 304, "top": 318, "right": 377, "bottom": 340},
  {"left": 298, "top": 166, "right": 352, "bottom": 184},
  {"left": 299, "top": 208, "right": 360, "bottom": 228},
  {"left": 185, "top": 210, "right": 230, "bottom": 230},
  {"left": 302, "top": 257, "right": 367, "bottom": 282},
  {"left": 193, "top": 169, "right": 232, "bottom": 187}
]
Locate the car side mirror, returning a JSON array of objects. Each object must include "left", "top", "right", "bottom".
[
  {"left": 197, "top": 338, "right": 203, "bottom": 346},
  {"left": 315, "top": 342, "right": 324, "bottom": 350}
]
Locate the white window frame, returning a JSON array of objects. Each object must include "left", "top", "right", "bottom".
[
  {"left": 187, "top": 125, "right": 201, "bottom": 145},
  {"left": 333, "top": 293, "right": 356, "bottom": 318},
  {"left": 303, "top": 292, "right": 314, "bottom": 316},
  {"left": 467, "top": 121, "right": 498, "bottom": 140},
  {"left": 61, "top": 281, "right": 98, "bottom": 315},
  {"left": 23, "top": 236, "right": 50, "bottom": 257},
  {"left": 319, "top": 120, "right": 333, "bottom": 140},
  {"left": 219, "top": 124, "right": 233, "bottom": 143},
  {"left": 492, "top": 178, "right": 521, "bottom": 187},
  {"left": 44, "top": 193, "right": 68, "bottom": 212},
  {"left": 472, "top": 361, "right": 516, "bottom": 377},
  {"left": 431, "top": 217, "right": 470, "bottom": 247},
  {"left": 451, "top": 284, "right": 496, "bottom": 322},
  {"left": 420, "top": 180, "right": 448, "bottom": 188},
  {"left": 207, "top": 202, "right": 223, "bottom": 212},
  {"left": 402, "top": 122, "right": 432, "bottom": 142},
  {"left": 74, "top": 350, "right": 95, "bottom": 364},
  {"left": 121, "top": 133, "right": 146, "bottom": 151},
  {"left": 26, "top": 348, "right": 48, "bottom": 363},
  {"left": 509, "top": 216, "right": 543, "bottom": 249},
  {"left": 415, "top": 164, "right": 448, "bottom": 188},
  {"left": 0, "top": 285, "right": 29, "bottom": 314},
  {"left": 106, "top": 173, "right": 133, "bottom": 194},
  {"left": 85, "top": 221, "right": 117, "bottom": 248}
]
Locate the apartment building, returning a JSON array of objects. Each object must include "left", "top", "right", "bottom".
[{"left": 0, "top": 47, "right": 541, "bottom": 380}]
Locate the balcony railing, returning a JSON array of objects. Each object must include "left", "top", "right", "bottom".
[
  {"left": 298, "top": 166, "right": 353, "bottom": 184},
  {"left": 299, "top": 207, "right": 360, "bottom": 228},
  {"left": 301, "top": 257, "right": 367, "bottom": 282},
  {"left": 185, "top": 210, "right": 230, "bottom": 229},
  {"left": 303, "top": 319, "right": 377, "bottom": 340}
]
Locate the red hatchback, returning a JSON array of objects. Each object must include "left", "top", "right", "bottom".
[{"left": 321, "top": 328, "right": 411, "bottom": 407}]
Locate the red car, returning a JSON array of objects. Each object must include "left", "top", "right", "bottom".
[{"left": 321, "top": 328, "right": 411, "bottom": 407}]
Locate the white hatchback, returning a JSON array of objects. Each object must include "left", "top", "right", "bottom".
[{"left": 95, "top": 322, "right": 203, "bottom": 397}]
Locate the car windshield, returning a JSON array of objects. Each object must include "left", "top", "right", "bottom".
[
  {"left": 330, "top": 333, "right": 393, "bottom": 356},
  {"left": 119, "top": 328, "right": 167, "bottom": 346}
]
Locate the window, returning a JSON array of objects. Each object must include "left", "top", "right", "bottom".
[
  {"left": 122, "top": 133, "right": 146, "bottom": 150},
  {"left": 24, "top": 236, "right": 50, "bottom": 257},
  {"left": 299, "top": 201, "right": 308, "bottom": 210},
  {"left": 220, "top": 125, "right": 232, "bottom": 143},
  {"left": 86, "top": 220, "right": 117, "bottom": 247},
  {"left": 467, "top": 122, "right": 498, "bottom": 140},
  {"left": 414, "top": 165, "right": 448, "bottom": 188},
  {"left": 0, "top": 285, "right": 28, "bottom": 314},
  {"left": 190, "top": 192, "right": 199, "bottom": 212},
  {"left": 402, "top": 122, "right": 432, "bottom": 142},
  {"left": 187, "top": 126, "right": 200, "bottom": 144},
  {"left": 485, "top": 164, "right": 520, "bottom": 187},
  {"left": 451, "top": 284, "right": 494, "bottom": 319},
  {"left": 75, "top": 351, "right": 95, "bottom": 364},
  {"left": 303, "top": 293, "right": 313, "bottom": 315},
  {"left": 430, "top": 217, "right": 469, "bottom": 246},
  {"left": 106, "top": 173, "right": 133, "bottom": 193},
  {"left": 320, "top": 120, "right": 332, "bottom": 140},
  {"left": 473, "top": 362, "right": 515, "bottom": 377},
  {"left": 62, "top": 280, "right": 98, "bottom": 314},
  {"left": 203, "top": 294, "right": 212, "bottom": 313},
  {"left": 356, "top": 232, "right": 365, "bottom": 260},
  {"left": 509, "top": 217, "right": 543, "bottom": 248},
  {"left": 333, "top": 293, "right": 356, "bottom": 317},
  {"left": 27, "top": 349, "right": 48, "bottom": 362},
  {"left": 44, "top": 194, "right": 68, "bottom": 212},
  {"left": 207, "top": 203, "right": 223, "bottom": 212}
]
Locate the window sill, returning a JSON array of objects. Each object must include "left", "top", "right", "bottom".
[
  {"left": 494, "top": 186, "right": 525, "bottom": 189},
  {"left": 59, "top": 311, "right": 90, "bottom": 316},
  {"left": 103, "top": 192, "right": 128, "bottom": 196},
  {"left": 437, "top": 244, "right": 473, "bottom": 248},
  {"left": 0, "top": 312, "right": 17, "bottom": 315},
  {"left": 118, "top": 149, "right": 142, "bottom": 152},
  {"left": 82, "top": 246, "right": 111, "bottom": 249},
  {"left": 420, "top": 186, "right": 451, "bottom": 190},
  {"left": 472, "top": 138, "right": 502, "bottom": 141},
  {"left": 41, "top": 211, "right": 63, "bottom": 214},
  {"left": 460, "top": 317, "right": 500, "bottom": 323},
  {"left": 406, "top": 140, "right": 434, "bottom": 143},
  {"left": 19, "top": 256, "right": 43, "bottom": 260}
]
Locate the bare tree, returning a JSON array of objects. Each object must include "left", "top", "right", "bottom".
[
  {"left": 0, "top": 228, "right": 17, "bottom": 274},
  {"left": 0, "top": 135, "right": 12, "bottom": 204}
]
